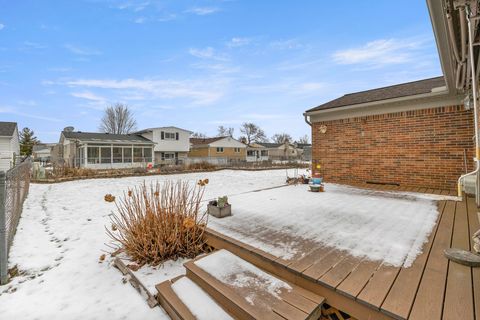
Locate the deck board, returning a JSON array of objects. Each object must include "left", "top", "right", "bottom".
[
  {"left": 443, "top": 199, "right": 475, "bottom": 320},
  {"left": 467, "top": 197, "right": 480, "bottom": 320},
  {"left": 408, "top": 200, "right": 456, "bottom": 320},
  {"left": 380, "top": 201, "right": 448, "bottom": 319}
]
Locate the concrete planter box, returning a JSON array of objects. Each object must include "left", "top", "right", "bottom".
[{"left": 207, "top": 203, "right": 231, "bottom": 218}]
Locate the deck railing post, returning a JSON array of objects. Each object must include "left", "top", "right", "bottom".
[{"left": 0, "top": 171, "right": 7, "bottom": 284}]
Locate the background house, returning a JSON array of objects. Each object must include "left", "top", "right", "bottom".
[
  {"left": 294, "top": 143, "right": 312, "bottom": 161},
  {"left": 32, "top": 143, "right": 57, "bottom": 165},
  {"left": 0, "top": 122, "right": 20, "bottom": 171},
  {"left": 59, "top": 128, "right": 154, "bottom": 169},
  {"left": 246, "top": 142, "right": 269, "bottom": 162},
  {"left": 136, "top": 126, "right": 192, "bottom": 165},
  {"left": 189, "top": 136, "right": 246, "bottom": 164},
  {"left": 257, "top": 141, "right": 299, "bottom": 161}
]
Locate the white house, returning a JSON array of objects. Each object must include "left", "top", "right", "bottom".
[
  {"left": 136, "top": 126, "right": 192, "bottom": 165},
  {"left": 59, "top": 128, "right": 155, "bottom": 169},
  {"left": 0, "top": 122, "right": 20, "bottom": 172}
]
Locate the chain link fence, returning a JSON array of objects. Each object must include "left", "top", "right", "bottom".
[{"left": 0, "top": 158, "right": 32, "bottom": 284}]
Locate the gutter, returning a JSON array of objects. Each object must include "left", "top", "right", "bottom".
[{"left": 457, "top": 5, "right": 480, "bottom": 200}]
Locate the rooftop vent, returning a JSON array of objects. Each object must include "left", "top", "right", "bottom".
[{"left": 64, "top": 126, "right": 74, "bottom": 132}]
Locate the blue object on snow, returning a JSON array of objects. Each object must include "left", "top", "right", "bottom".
[{"left": 312, "top": 177, "right": 322, "bottom": 185}]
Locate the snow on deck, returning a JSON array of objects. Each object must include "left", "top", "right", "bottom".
[
  {"left": 209, "top": 183, "right": 442, "bottom": 267},
  {"left": 171, "top": 276, "right": 233, "bottom": 320},
  {"left": 195, "top": 249, "right": 292, "bottom": 308},
  {"left": 0, "top": 169, "right": 295, "bottom": 319}
]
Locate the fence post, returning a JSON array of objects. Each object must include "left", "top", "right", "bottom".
[{"left": 0, "top": 171, "right": 7, "bottom": 284}]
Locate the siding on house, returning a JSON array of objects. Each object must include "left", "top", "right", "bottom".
[
  {"left": 311, "top": 105, "right": 474, "bottom": 190},
  {"left": 0, "top": 125, "right": 20, "bottom": 171}
]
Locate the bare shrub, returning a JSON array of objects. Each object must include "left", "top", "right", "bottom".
[
  {"left": 187, "top": 161, "right": 217, "bottom": 170},
  {"left": 107, "top": 180, "right": 209, "bottom": 266}
]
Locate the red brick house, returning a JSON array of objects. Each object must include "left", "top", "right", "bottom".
[{"left": 304, "top": 0, "right": 479, "bottom": 192}]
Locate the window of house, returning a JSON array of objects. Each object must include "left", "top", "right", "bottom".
[
  {"left": 234, "top": 148, "right": 241, "bottom": 153},
  {"left": 123, "top": 148, "right": 132, "bottom": 163},
  {"left": 162, "top": 131, "right": 178, "bottom": 140},
  {"left": 261, "top": 150, "right": 268, "bottom": 157},
  {"left": 216, "top": 147, "right": 224, "bottom": 153},
  {"left": 143, "top": 148, "right": 152, "bottom": 162},
  {"left": 134, "top": 147, "right": 143, "bottom": 162},
  {"left": 162, "top": 152, "right": 176, "bottom": 160},
  {"left": 247, "top": 150, "right": 255, "bottom": 156},
  {"left": 113, "top": 147, "right": 123, "bottom": 163},
  {"left": 87, "top": 147, "right": 99, "bottom": 164},
  {"left": 100, "top": 147, "right": 112, "bottom": 164}
]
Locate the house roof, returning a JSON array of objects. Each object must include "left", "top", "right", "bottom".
[
  {"left": 295, "top": 143, "right": 311, "bottom": 149},
  {"left": 136, "top": 126, "right": 193, "bottom": 134},
  {"left": 190, "top": 137, "right": 226, "bottom": 146},
  {"left": 306, "top": 76, "right": 446, "bottom": 113},
  {"left": 0, "top": 122, "right": 17, "bottom": 137},
  {"left": 257, "top": 142, "right": 290, "bottom": 148},
  {"left": 62, "top": 131, "right": 154, "bottom": 144}
]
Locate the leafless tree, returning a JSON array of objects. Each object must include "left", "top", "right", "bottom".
[
  {"left": 217, "top": 126, "right": 234, "bottom": 137},
  {"left": 297, "top": 134, "right": 310, "bottom": 144},
  {"left": 239, "top": 122, "right": 267, "bottom": 145},
  {"left": 271, "top": 133, "right": 293, "bottom": 144},
  {"left": 99, "top": 103, "right": 137, "bottom": 134},
  {"left": 191, "top": 132, "right": 207, "bottom": 138}
]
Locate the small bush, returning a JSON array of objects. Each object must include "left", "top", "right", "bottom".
[
  {"left": 107, "top": 179, "right": 209, "bottom": 266},
  {"left": 187, "top": 161, "right": 217, "bottom": 170}
]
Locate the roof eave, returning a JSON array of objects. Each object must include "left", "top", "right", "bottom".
[
  {"left": 304, "top": 89, "right": 453, "bottom": 116},
  {"left": 426, "top": 0, "right": 456, "bottom": 94}
]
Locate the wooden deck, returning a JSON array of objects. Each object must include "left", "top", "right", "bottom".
[{"left": 205, "top": 186, "right": 480, "bottom": 320}]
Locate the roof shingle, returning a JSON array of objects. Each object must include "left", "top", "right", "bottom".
[
  {"left": 306, "top": 76, "right": 446, "bottom": 113},
  {"left": 62, "top": 131, "right": 154, "bottom": 144},
  {"left": 0, "top": 122, "right": 17, "bottom": 137},
  {"left": 190, "top": 137, "right": 226, "bottom": 145}
]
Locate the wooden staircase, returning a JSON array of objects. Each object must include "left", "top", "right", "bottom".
[{"left": 156, "top": 249, "right": 325, "bottom": 320}]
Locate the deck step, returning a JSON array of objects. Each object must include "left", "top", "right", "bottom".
[
  {"left": 156, "top": 275, "right": 234, "bottom": 320},
  {"left": 184, "top": 249, "right": 325, "bottom": 320}
]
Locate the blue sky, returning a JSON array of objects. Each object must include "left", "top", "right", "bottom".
[{"left": 0, "top": 0, "right": 441, "bottom": 142}]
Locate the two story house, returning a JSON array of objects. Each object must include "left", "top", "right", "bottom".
[
  {"left": 136, "top": 126, "right": 192, "bottom": 165},
  {"left": 189, "top": 136, "right": 247, "bottom": 164}
]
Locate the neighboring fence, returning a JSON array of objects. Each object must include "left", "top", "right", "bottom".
[{"left": 0, "top": 158, "right": 32, "bottom": 284}]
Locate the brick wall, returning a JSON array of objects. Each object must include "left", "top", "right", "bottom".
[{"left": 311, "top": 105, "right": 475, "bottom": 190}]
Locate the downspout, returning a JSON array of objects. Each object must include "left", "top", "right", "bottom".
[
  {"left": 458, "top": 6, "right": 480, "bottom": 198},
  {"left": 304, "top": 113, "right": 312, "bottom": 126}
]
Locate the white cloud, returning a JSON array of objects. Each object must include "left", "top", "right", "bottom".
[
  {"left": 227, "top": 37, "right": 251, "bottom": 48},
  {"left": 134, "top": 17, "right": 146, "bottom": 24},
  {"left": 158, "top": 13, "right": 177, "bottom": 22},
  {"left": 64, "top": 44, "right": 102, "bottom": 56},
  {"left": 0, "top": 24, "right": 4, "bottom": 30},
  {"left": 22, "top": 41, "right": 47, "bottom": 50},
  {"left": 0, "top": 106, "right": 63, "bottom": 122},
  {"left": 270, "top": 39, "right": 303, "bottom": 50},
  {"left": 65, "top": 77, "right": 227, "bottom": 105},
  {"left": 189, "top": 47, "right": 228, "bottom": 61},
  {"left": 332, "top": 38, "right": 426, "bottom": 66},
  {"left": 187, "top": 7, "right": 220, "bottom": 15},
  {"left": 71, "top": 91, "right": 106, "bottom": 102},
  {"left": 115, "top": 1, "right": 150, "bottom": 12}
]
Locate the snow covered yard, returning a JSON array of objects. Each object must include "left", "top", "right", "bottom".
[{"left": 0, "top": 169, "right": 294, "bottom": 320}]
